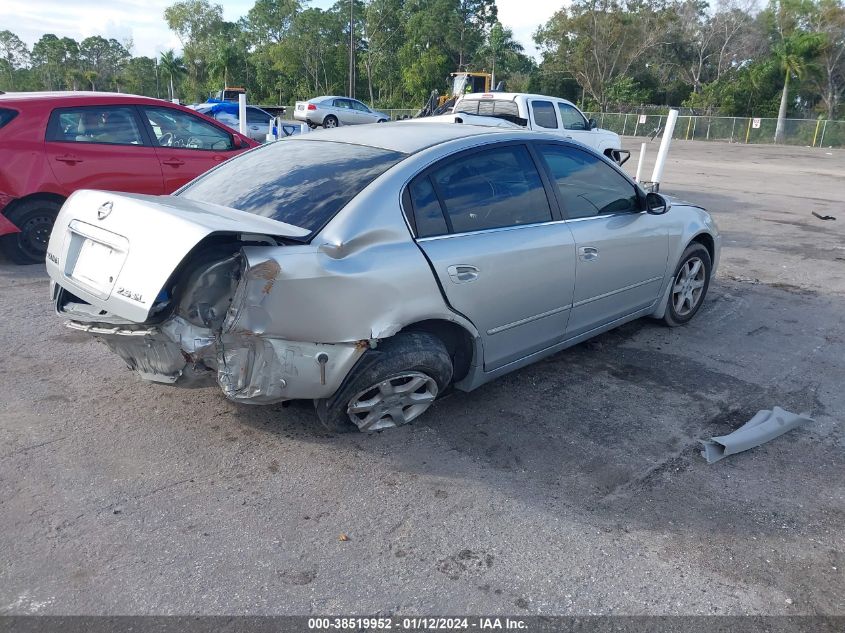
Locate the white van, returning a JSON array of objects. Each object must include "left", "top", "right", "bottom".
[{"left": 453, "top": 92, "right": 629, "bottom": 164}]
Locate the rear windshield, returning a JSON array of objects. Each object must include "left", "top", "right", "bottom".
[
  {"left": 455, "top": 98, "right": 523, "bottom": 124},
  {"left": 179, "top": 140, "right": 405, "bottom": 236},
  {"left": 0, "top": 108, "right": 18, "bottom": 129}
]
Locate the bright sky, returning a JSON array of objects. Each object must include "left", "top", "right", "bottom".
[{"left": 1, "top": 0, "right": 562, "bottom": 60}]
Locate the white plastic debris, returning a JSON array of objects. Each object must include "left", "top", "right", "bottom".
[{"left": 700, "top": 407, "right": 814, "bottom": 464}]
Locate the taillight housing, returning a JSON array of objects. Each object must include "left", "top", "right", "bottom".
[{"left": 307, "top": 104, "right": 317, "bottom": 111}]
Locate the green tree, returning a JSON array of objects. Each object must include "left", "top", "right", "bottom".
[
  {"left": 31, "top": 34, "right": 79, "bottom": 90},
  {"left": 535, "top": 0, "right": 674, "bottom": 111},
  {"left": 0, "top": 30, "right": 29, "bottom": 90},
  {"left": 478, "top": 21, "right": 531, "bottom": 88},
  {"left": 159, "top": 49, "right": 186, "bottom": 100},
  {"left": 773, "top": 32, "right": 821, "bottom": 140}
]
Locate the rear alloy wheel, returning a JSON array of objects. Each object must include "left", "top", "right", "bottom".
[
  {"left": 664, "top": 243, "right": 712, "bottom": 326},
  {"left": 323, "top": 115, "right": 338, "bottom": 129},
  {"left": 314, "top": 332, "right": 453, "bottom": 433},
  {"left": 0, "top": 199, "right": 62, "bottom": 265}
]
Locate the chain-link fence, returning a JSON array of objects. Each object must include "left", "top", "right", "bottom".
[
  {"left": 275, "top": 105, "right": 844, "bottom": 148},
  {"left": 584, "top": 112, "right": 845, "bottom": 149}
]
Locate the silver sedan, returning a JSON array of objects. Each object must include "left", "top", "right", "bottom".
[
  {"left": 46, "top": 122, "right": 720, "bottom": 433},
  {"left": 293, "top": 95, "right": 389, "bottom": 128}
]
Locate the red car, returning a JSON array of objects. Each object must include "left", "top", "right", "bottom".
[{"left": 0, "top": 92, "right": 258, "bottom": 264}]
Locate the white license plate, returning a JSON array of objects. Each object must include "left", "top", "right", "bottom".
[
  {"left": 71, "top": 238, "right": 119, "bottom": 293},
  {"left": 296, "top": 104, "right": 304, "bottom": 110}
]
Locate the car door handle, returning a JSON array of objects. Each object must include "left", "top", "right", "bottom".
[
  {"left": 55, "top": 155, "right": 83, "bottom": 164},
  {"left": 161, "top": 158, "right": 185, "bottom": 166},
  {"left": 578, "top": 246, "right": 599, "bottom": 261},
  {"left": 447, "top": 264, "right": 480, "bottom": 283},
  {"left": 212, "top": 155, "right": 226, "bottom": 162}
]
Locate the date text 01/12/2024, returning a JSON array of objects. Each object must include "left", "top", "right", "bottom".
[{"left": 307, "top": 617, "right": 528, "bottom": 630}]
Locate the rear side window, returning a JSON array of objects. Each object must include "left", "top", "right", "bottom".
[
  {"left": 0, "top": 108, "right": 18, "bottom": 130},
  {"left": 46, "top": 106, "right": 144, "bottom": 145},
  {"left": 179, "top": 140, "right": 405, "bottom": 235},
  {"left": 537, "top": 144, "right": 638, "bottom": 219},
  {"left": 455, "top": 99, "right": 523, "bottom": 125},
  {"left": 531, "top": 101, "right": 558, "bottom": 129},
  {"left": 429, "top": 145, "right": 551, "bottom": 234},
  {"left": 409, "top": 177, "right": 449, "bottom": 237}
]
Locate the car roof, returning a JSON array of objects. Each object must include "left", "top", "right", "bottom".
[
  {"left": 460, "top": 92, "right": 579, "bottom": 108},
  {"left": 292, "top": 120, "right": 540, "bottom": 154},
  {"left": 0, "top": 91, "right": 171, "bottom": 105}
]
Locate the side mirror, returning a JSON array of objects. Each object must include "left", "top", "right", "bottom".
[
  {"left": 588, "top": 118, "right": 598, "bottom": 130},
  {"left": 645, "top": 191, "right": 669, "bottom": 215}
]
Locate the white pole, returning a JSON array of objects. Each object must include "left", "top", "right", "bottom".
[
  {"left": 634, "top": 142, "right": 647, "bottom": 182},
  {"left": 650, "top": 108, "right": 679, "bottom": 189},
  {"left": 238, "top": 93, "right": 247, "bottom": 135}
]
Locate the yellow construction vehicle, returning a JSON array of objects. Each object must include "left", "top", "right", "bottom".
[
  {"left": 442, "top": 72, "right": 493, "bottom": 105},
  {"left": 418, "top": 71, "right": 495, "bottom": 117}
]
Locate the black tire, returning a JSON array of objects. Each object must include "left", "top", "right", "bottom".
[
  {"left": 323, "top": 115, "right": 338, "bottom": 129},
  {"left": 314, "top": 332, "right": 453, "bottom": 433},
  {"left": 0, "top": 198, "right": 62, "bottom": 265},
  {"left": 663, "top": 242, "right": 712, "bottom": 326},
  {"left": 377, "top": 119, "right": 387, "bottom": 123}
]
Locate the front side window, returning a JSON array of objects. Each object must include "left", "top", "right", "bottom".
[
  {"left": 537, "top": 144, "right": 638, "bottom": 219},
  {"left": 429, "top": 145, "right": 551, "bottom": 234},
  {"left": 351, "top": 100, "right": 369, "bottom": 112},
  {"left": 142, "top": 106, "right": 234, "bottom": 151},
  {"left": 179, "top": 140, "right": 405, "bottom": 236},
  {"left": 531, "top": 100, "right": 558, "bottom": 129},
  {"left": 246, "top": 108, "right": 271, "bottom": 125},
  {"left": 557, "top": 103, "right": 588, "bottom": 131},
  {"left": 47, "top": 106, "right": 144, "bottom": 145}
]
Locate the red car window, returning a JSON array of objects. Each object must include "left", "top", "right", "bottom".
[
  {"left": 0, "top": 108, "right": 17, "bottom": 129},
  {"left": 141, "top": 106, "right": 235, "bottom": 151},
  {"left": 46, "top": 106, "right": 146, "bottom": 146}
]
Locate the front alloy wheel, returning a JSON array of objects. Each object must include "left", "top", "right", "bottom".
[
  {"left": 672, "top": 256, "right": 706, "bottom": 316},
  {"left": 664, "top": 243, "right": 712, "bottom": 326}
]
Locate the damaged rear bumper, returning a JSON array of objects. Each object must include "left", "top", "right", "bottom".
[{"left": 65, "top": 316, "right": 367, "bottom": 403}]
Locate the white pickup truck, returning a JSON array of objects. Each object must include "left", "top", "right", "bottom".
[{"left": 452, "top": 92, "right": 629, "bottom": 165}]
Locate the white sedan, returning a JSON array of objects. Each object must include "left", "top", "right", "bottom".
[{"left": 294, "top": 96, "right": 389, "bottom": 128}]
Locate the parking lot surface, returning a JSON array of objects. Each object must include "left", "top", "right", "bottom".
[{"left": 1, "top": 141, "right": 843, "bottom": 615}]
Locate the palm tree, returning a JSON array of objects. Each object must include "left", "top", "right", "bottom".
[
  {"left": 773, "top": 33, "right": 820, "bottom": 143},
  {"left": 159, "top": 50, "right": 186, "bottom": 101},
  {"left": 83, "top": 70, "right": 97, "bottom": 91},
  {"left": 209, "top": 44, "right": 238, "bottom": 94},
  {"left": 479, "top": 22, "right": 524, "bottom": 89}
]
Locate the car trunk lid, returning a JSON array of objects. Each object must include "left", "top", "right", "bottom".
[{"left": 45, "top": 189, "right": 309, "bottom": 323}]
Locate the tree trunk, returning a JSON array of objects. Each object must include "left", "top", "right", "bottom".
[
  {"left": 170, "top": 75, "right": 175, "bottom": 101},
  {"left": 774, "top": 70, "right": 790, "bottom": 144}
]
